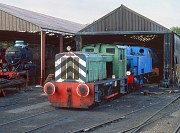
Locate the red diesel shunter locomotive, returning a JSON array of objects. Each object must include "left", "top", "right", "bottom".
[{"left": 44, "top": 44, "right": 152, "bottom": 108}]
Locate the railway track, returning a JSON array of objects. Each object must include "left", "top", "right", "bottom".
[
  {"left": 0, "top": 94, "right": 166, "bottom": 133},
  {"left": 0, "top": 88, "right": 45, "bottom": 110},
  {"left": 72, "top": 94, "right": 180, "bottom": 133},
  {"left": 16, "top": 101, "right": 165, "bottom": 133},
  {"left": 0, "top": 89, "right": 179, "bottom": 133},
  {"left": 0, "top": 109, "right": 55, "bottom": 126},
  {"left": 0, "top": 98, "right": 47, "bottom": 112},
  {"left": 125, "top": 94, "right": 180, "bottom": 133},
  {"left": 0, "top": 95, "right": 46, "bottom": 107},
  {"left": 23, "top": 117, "right": 68, "bottom": 133},
  {"left": 5, "top": 93, "right": 179, "bottom": 133},
  {"left": 0, "top": 88, "right": 54, "bottom": 129},
  {"left": 173, "top": 124, "right": 180, "bottom": 133}
]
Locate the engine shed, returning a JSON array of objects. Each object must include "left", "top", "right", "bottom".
[
  {"left": 76, "top": 4, "right": 180, "bottom": 85},
  {"left": 0, "top": 3, "right": 84, "bottom": 84}
]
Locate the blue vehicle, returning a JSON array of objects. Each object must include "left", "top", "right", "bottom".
[{"left": 125, "top": 46, "right": 152, "bottom": 88}]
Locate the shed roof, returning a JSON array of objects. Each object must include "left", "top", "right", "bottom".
[
  {"left": 78, "top": 4, "right": 170, "bottom": 34},
  {"left": 0, "top": 3, "right": 85, "bottom": 34}
]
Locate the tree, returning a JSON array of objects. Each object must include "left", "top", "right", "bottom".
[{"left": 170, "top": 26, "right": 180, "bottom": 35}]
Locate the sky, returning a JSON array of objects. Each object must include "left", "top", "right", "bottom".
[{"left": 0, "top": 0, "right": 179, "bottom": 29}]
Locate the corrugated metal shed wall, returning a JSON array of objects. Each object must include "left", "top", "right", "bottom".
[
  {"left": 0, "top": 10, "right": 40, "bottom": 32},
  {"left": 80, "top": 5, "right": 169, "bottom": 33},
  {"left": 0, "top": 3, "right": 84, "bottom": 34}
]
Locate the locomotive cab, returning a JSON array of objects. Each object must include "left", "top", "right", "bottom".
[{"left": 82, "top": 44, "right": 127, "bottom": 78}]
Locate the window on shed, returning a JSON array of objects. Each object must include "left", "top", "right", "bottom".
[
  {"left": 106, "top": 48, "right": 115, "bottom": 54},
  {"left": 85, "top": 48, "right": 94, "bottom": 52},
  {"left": 119, "top": 49, "right": 125, "bottom": 60}
]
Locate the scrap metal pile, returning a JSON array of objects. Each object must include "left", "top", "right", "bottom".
[{"left": 0, "top": 78, "right": 26, "bottom": 96}]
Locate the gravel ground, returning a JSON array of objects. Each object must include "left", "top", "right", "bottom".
[{"left": 0, "top": 84, "right": 179, "bottom": 133}]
